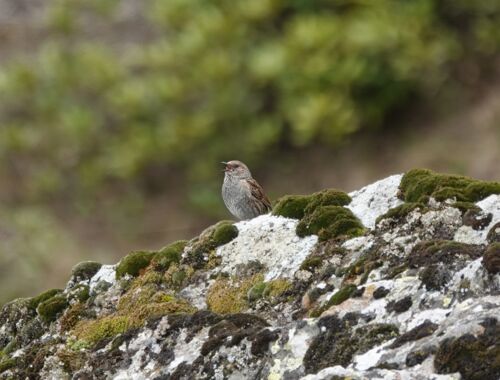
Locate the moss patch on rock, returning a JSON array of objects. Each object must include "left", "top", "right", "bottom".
[
  {"left": 376, "top": 202, "right": 426, "bottom": 224},
  {"left": 60, "top": 303, "right": 87, "bottom": 332},
  {"left": 273, "top": 190, "right": 351, "bottom": 220},
  {"left": 326, "top": 284, "right": 358, "bottom": 308},
  {"left": 247, "top": 278, "right": 292, "bottom": 303},
  {"left": 71, "top": 261, "right": 102, "bottom": 281},
  {"left": 434, "top": 318, "right": 499, "bottom": 380},
  {"left": 400, "top": 169, "right": 500, "bottom": 203},
  {"left": 272, "top": 195, "right": 312, "bottom": 219},
  {"left": 151, "top": 240, "right": 187, "bottom": 271},
  {"left": 303, "top": 314, "right": 399, "bottom": 374},
  {"left": 0, "top": 357, "right": 17, "bottom": 374},
  {"left": 408, "top": 240, "right": 483, "bottom": 268},
  {"left": 71, "top": 315, "right": 132, "bottom": 349},
  {"left": 184, "top": 221, "right": 238, "bottom": 268},
  {"left": 390, "top": 320, "right": 438, "bottom": 348},
  {"left": 297, "top": 206, "right": 365, "bottom": 241},
  {"left": 206, "top": 274, "right": 263, "bottom": 314},
  {"left": 67, "top": 284, "right": 90, "bottom": 303},
  {"left": 310, "top": 284, "right": 358, "bottom": 317},
  {"left": 482, "top": 243, "right": 500, "bottom": 274},
  {"left": 273, "top": 189, "right": 361, "bottom": 241},
  {"left": 116, "top": 250, "right": 155, "bottom": 279},
  {"left": 37, "top": 294, "right": 69, "bottom": 323},
  {"left": 70, "top": 288, "right": 195, "bottom": 349},
  {"left": 212, "top": 222, "right": 239, "bottom": 246},
  {"left": 28, "top": 288, "right": 62, "bottom": 310}
]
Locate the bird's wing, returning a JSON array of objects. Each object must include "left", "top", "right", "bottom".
[{"left": 248, "top": 178, "right": 272, "bottom": 212}]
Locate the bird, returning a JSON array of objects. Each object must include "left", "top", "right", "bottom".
[{"left": 221, "top": 160, "right": 272, "bottom": 220}]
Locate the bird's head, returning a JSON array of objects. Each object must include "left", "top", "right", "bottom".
[{"left": 222, "top": 160, "right": 252, "bottom": 179}]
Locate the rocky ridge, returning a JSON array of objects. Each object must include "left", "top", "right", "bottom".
[{"left": 0, "top": 169, "right": 499, "bottom": 380}]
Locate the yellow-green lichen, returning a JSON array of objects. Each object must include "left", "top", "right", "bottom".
[
  {"left": 263, "top": 279, "right": 293, "bottom": 298},
  {"left": 70, "top": 288, "right": 195, "bottom": 349},
  {"left": 297, "top": 206, "right": 365, "bottom": 241},
  {"left": 247, "top": 278, "right": 292, "bottom": 302},
  {"left": 71, "top": 315, "right": 131, "bottom": 349},
  {"left": 207, "top": 274, "right": 263, "bottom": 314},
  {"left": 400, "top": 169, "right": 500, "bottom": 203},
  {"left": 117, "top": 285, "right": 195, "bottom": 327},
  {"left": 37, "top": 294, "right": 69, "bottom": 323}
]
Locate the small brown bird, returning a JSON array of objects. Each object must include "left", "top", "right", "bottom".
[{"left": 221, "top": 160, "right": 272, "bottom": 220}]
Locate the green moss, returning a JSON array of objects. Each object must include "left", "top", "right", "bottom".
[
  {"left": 152, "top": 240, "right": 187, "bottom": 271},
  {"left": 57, "top": 349, "right": 87, "bottom": 374},
  {"left": 272, "top": 195, "right": 311, "bottom": 219},
  {"left": 185, "top": 220, "right": 238, "bottom": 268},
  {"left": 452, "top": 201, "right": 481, "bottom": 213},
  {"left": 37, "top": 294, "right": 69, "bottom": 323},
  {"left": 300, "top": 256, "right": 324, "bottom": 271},
  {"left": 70, "top": 288, "right": 195, "bottom": 349},
  {"left": 28, "top": 288, "right": 62, "bottom": 310},
  {"left": 206, "top": 274, "right": 263, "bottom": 314},
  {"left": 273, "top": 190, "right": 351, "bottom": 220},
  {"left": 0, "top": 357, "right": 16, "bottom": 374},
  {"left": 212, "top": 221, "right": 239, "bottom": 245},
  {"left": 71, "top": 261, "right": 102, "bottom": 281},
  {"left": 60, "top": 303, "right": 86, "bottom": 332},
  {"left": 297, "top": 206, "right": 365, "bottom": 241},
  {"left": 376, "top": 202, "right": 425, "bottom": 224},
  {"left": 408, "top": 240, "right": 483, "bottom": 268},
  {"left": 72, "top": 315, "right": 131, "bottom": 349},
  {"left": 2, "top": 339, "right": 18, "bottom": 355},
  {"left": 344, "top": 253, "right": 383, "bottom": 285},
  {"left": 117, "top": 285, "right": 195, "bottom": 326},
  {"left": 400, "top": 169, "right": 500, "bottom": 203},
  {"left": 171, "top": 270, "right": 187, "bottom": 286},
  {"left": 483, "top": 243, "right": 500, "bottom": 274},
  {"left": 303, "top": 315, "right": 399, "bottom": 374},
  {"left": 247, "top": 282, "right": 267, "bottom": 302},
  {"left": 116, "top": 250, "right": 155, "bottom": 279},
  {"left": 304, "top": 189, "right": 352, "bottom": 214},
  {"left": 325, "top": 284, "right": 358, "bottom": 308},
  {"left": 263, "top": 279, "right": 293, "bottom": 298},
  {"left": 68, "top": 284, "right": 90, "bottom": 303},
  {"left": 434, "top": 320, "right": 499, "bottom": 380}
]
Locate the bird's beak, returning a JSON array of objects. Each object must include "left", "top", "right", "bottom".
[{"left": 221, "top": 161, "right": 228, "bottom": 172}]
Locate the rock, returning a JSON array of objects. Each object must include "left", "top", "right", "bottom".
[{"left": 1, "top": 170, "right": 499, "bottom": 380}]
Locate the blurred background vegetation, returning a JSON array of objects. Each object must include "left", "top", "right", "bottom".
[{"left": 0, "top": 0, "right": 499, "bottom": 304}]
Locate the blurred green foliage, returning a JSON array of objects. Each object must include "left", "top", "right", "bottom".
[{"left": 0, "top": 0, "right": 499, "bottom": 213}]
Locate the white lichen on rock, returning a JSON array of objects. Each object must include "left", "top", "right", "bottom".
[
  {"left": 347, "top": 174, "right": 403, "bottom": 229},
  {"left": 216, "top": 214, "right": 318, "bottom": 281},
  {"left": 454, "top": 194, "right": 500, "bottom": 245}
]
